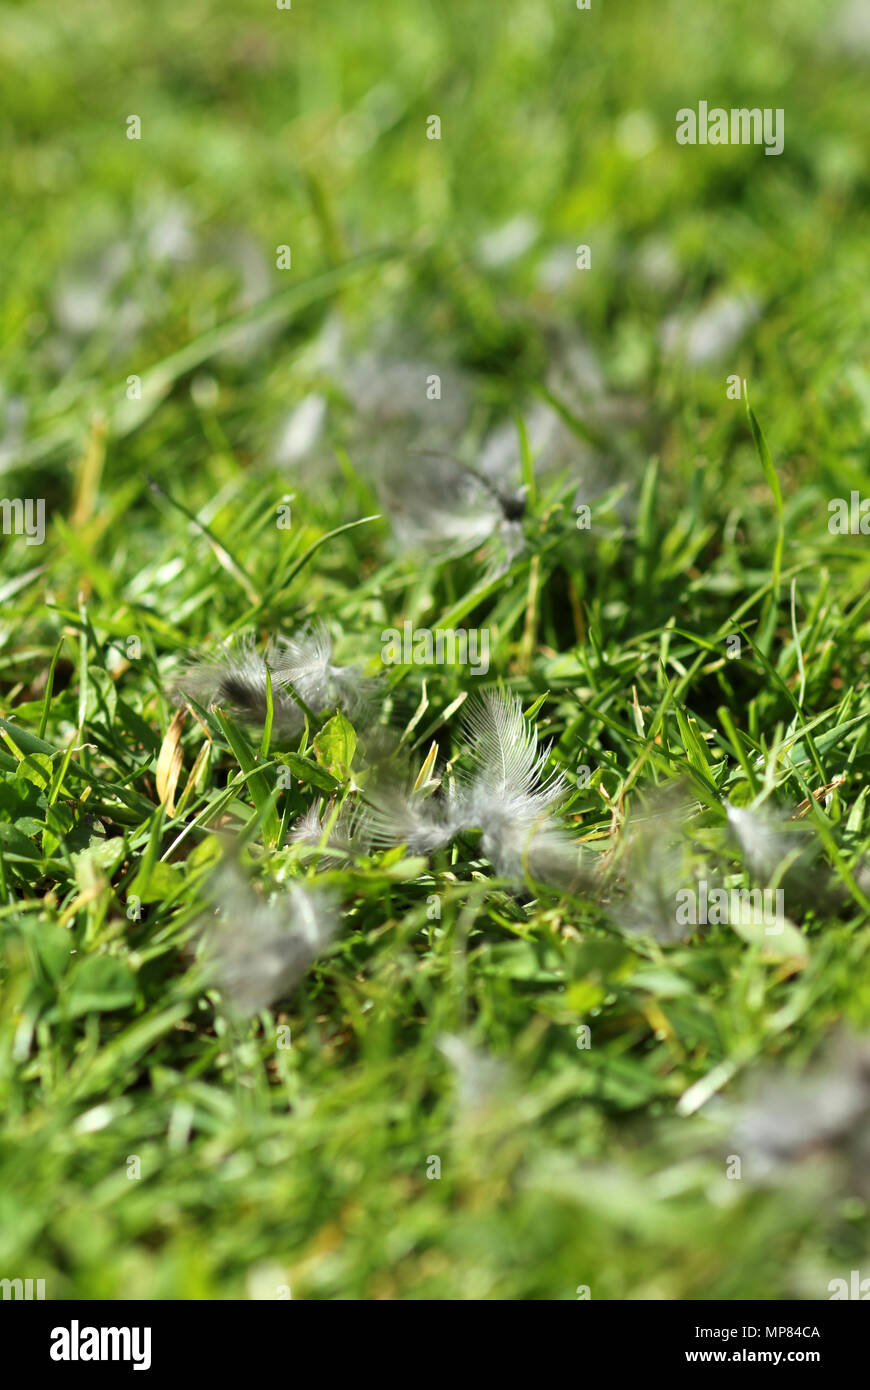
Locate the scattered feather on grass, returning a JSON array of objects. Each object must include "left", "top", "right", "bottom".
[
  {"left": 660, "top": 291, "right": 760, "bottom": 366},
  {"left": 376, "top": 450, "right": 527, "bottom": 577},
  {"left": 607, "top": 788, "right": 702, "bottom": 943},
  {"left": 725, "top": 800, "right": 868, "bottom": 919},
  {"left": 172, "top": 621, "right": 374, "bottom": 740},
  {"left": 201, "top": 864, "right": 337, "bottom": 1015},
  {"left": 455, "top": 690, "right": 583, "bottom": 885},
  {"left": 359, "top": 690, "right": 587, "bottom": 888},
  {"left": 269, "top": 621, "right": 375, "bottom": 721},
  {"left": 355, "top": 780, "right": 460, "bottom": 856},
  {"left": 288, "top": 799, "right": 358, "bottom": 864},
  {"left": 724, "top": 802, "right": 811, "bottom": 884},
  {"left": 438, "top": 1034, "right": 510, "bottom": 1114},
  {"left": 732, "top": 1033, "right": 870, "bottom": 1185}
]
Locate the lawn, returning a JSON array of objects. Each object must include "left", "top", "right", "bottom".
[{"left": 1, "top": 0, "right": 870, "bottom": 1300}]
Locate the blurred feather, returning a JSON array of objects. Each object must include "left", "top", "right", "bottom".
[
  {"left": 345, "top": 352, "right": 472, "bottom": 447},
  {"left": 725, "top": 800, "right": 853, "bottom": 919},
  {"left": 377, "top": 449, "right": 526, "bottom": 574},
  {"left": 269, "top": 620, "right": 375, "bottom": 720},
  {"left": 608, "top": 787, "right": 701, "bottom": 942},
  {"left": 172, "top": 621, "right": 373, "bottom": 739},
  {"left": 661, "top": 291, "right": 761, "bottom": 366},
  {"left": 732, "top": 1034, "right": 870, "bottom": 1183},
  {"left": 172, "top": 634, "right": 302, "bottom": 738},
  {"left": 724, "top": 802, "right": 808, "bottom": 882},
  {"left": 437, "top": 1034, "right": 510, "bottom": 1113},
  {"left": 202, "top": 864, "right": 337, "bottom": 1015},
  {"left": 355, "top": 780, "right": 460, "bottom": 856}
]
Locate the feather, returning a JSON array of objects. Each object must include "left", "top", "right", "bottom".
[
  {"left": 457, "top": 690, "right": 565, "bottom": 819},
  {"left": 173, "top": 635, "right": 302, "bottom": 739},
  {"left": 724, "top": 803, "right": 807, "bottom": 883},
  {"left": 608, "top": 787, "right": 701, "bottom": 943},
  {"left": 477, "top": 815, "right": 586, "bottom": 888},
  {"left": 453, "top": 690, "right": 583, "bottom": 885},
  {"left": 269, "top": 621, "right": 372, "bottom": 718},
  {"left": 377, "top": 451, "right": 526, "bottom": 576},
  {"left": 172, "top": 621, "right": 373, "bottom": 739},
  {"left": 355, "top": 781, "right": 460, "bottom": 856},
  {"left": 437, "top": 1034, "right": 510, "bottom": 1113},
  {"left": 732, "top": 1033, "right": 870, "bottom": 1179},
  {"left": 724, "top": 801, "right": 849, "bottom": 920},
  {"left": 288, "top": 799, "right": 357, "bottom": 863},
  {"left": 356, "top": 690, "right": 587, "bottom": 888},
  {"left": 202, "top": 864, "right": 337, "bottom": 1015}
]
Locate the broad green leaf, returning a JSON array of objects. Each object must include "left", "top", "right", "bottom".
[{"left": 313, "top": 712, "right": 357, "bottom": 781}]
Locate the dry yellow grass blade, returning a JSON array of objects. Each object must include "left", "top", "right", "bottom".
[
  {"left": 413, "top": 740, "right": 440, "bottom": 793},
  {"left": 58, "top": 883, "right": 105, "bottom": 927},
  {"left": 156, "top": 708, "right": 187, "bottom": 815},
  {"left": 70, "top": 411, "right": 108, "bottom": 530},
  {"left": 793, "top": 776, "right": 846, "bottom": 818}
]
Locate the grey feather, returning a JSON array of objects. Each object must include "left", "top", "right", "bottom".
[{"left": 202, "top": 864, "right": 337, "bottom": 1015}]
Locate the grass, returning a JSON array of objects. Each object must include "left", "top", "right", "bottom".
[{"left": 1, "top": 0, "right": 870, "bottom": 1299}]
